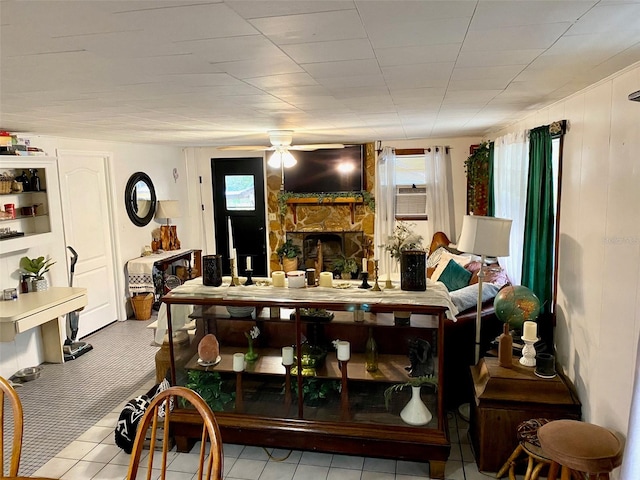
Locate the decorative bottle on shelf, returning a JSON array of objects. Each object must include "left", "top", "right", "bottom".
[
  {"left": 29, "top": 169, "right": 41, "bottom": 192},
  {"left": 498, "top": 323, "right": 513, "bottom": 368},
  {"left": 365, "top": 328, "right": 378, "bottom": 372}
]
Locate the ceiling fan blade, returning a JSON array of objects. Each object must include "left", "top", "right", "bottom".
[
  {"left": 289, "top": 144, "right": 345, "bottom": 151},
  {"left": 217, "top": 145, "right": 270, "bottom": 151}
]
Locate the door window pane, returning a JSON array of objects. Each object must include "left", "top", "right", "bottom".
[{"left": 225, "top": 175, "right": 255, "bottom": 211}]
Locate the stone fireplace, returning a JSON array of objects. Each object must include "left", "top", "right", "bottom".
[{"left": 286, "top": 231, "right": 365, "bottom": 272}]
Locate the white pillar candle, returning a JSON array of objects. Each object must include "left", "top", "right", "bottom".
[
  {"left": 272, "top": 270, "right": 286, "bottom": 287},
  {"left": 227, "top": 217, "right": 235, "bottom": 258},
  {"left": 246, "top": 255, "right": 251, "bottom": 270},
  {"left": 233, "top": 352, "right": 245, "bottom": 372},
  {"left": 523, "top": 321, "right": 538, "bottom": 341},
  {"left": 282, "top": 346, "right": 294, "bottom": 366},
  {"left": 319, "top": 271, "right": 333, "bottom": 288},
  {"left": 362, "top": 257, "right": 367, "bottom": 273},
  {"left": 336, "top": 341, "right": 350, "bottom": 361}
]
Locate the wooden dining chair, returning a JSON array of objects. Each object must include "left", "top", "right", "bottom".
[
  {"left": 126, "top": 386, "right": 223, "bottom": 480},
  {"left": 1, "top": 375, "right": 24, "bottom": 478}
]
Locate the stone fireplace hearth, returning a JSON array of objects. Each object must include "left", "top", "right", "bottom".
[{"left": 286, "top": 231, "right": 365, "bottom": 273}]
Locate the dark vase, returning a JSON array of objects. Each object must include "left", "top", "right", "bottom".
[
  {"left": 202, "top": 255, "right": 223, "bottom": 287},
  {"left": 400, "top": 250, "right": 427, "bottom": 291}
]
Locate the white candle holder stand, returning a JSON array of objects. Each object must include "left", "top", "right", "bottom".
[{"left": 519, "top": 338, "right": 538, "bottom": 367}]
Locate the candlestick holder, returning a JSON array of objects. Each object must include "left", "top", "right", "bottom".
[
  {"left": 244, "top": 269, "right": 253, "bottom": 286},
  {"left": 283, "top": 364, "right": 292, "bottom": 408},
  {"left": 372, "top": 260, "right": 381, "bottom": 291},
  {"left": 359, "top": 272, "right": 372, "bottom": 289},
  {"left": 519, "top": 338, "right": 538, "bottom": 367},
  {"left": 229, "top": 258, "right": 237, "bottom": 287}
]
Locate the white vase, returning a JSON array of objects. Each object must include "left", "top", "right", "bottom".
[{"left": 400, "top": 386, "right": 432, "bottom": 426}]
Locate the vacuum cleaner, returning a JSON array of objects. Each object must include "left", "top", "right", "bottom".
[{"left": 63, "top": 246, "right": 93, "bottom": 361}]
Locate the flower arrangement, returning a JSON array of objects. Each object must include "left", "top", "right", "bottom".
[
  {"left": 244, "top": 326, "right": 260, "bottom": 362},
  {"left": 382, "top": 222, "right": 424, "bottom": 262}
]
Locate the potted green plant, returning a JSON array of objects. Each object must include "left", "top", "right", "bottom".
[
  {"left": 276, "top": 238, "right": 301, "bottom": 272},
  {"left": 289, "top": 377, "right": 340, "bottom": 407},
  {"left": 20, "top": 255, "right": 55, "bottom": 292},
  {"left": 332, "top": 254, "right": 358, "bottom": 279},
  {"left": 184, "top": 370, "right": 235, "bottom": 411}
]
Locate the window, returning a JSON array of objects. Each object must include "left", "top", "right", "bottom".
[
  {"left": 225, "top": 175, "right": 255, "bottom": 211},
  {"left": 394, "top": 153, "right": 428, "bottom": 219}
]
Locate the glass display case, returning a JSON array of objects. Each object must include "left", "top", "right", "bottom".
[{"left": 161, "top": 279, "right": 455, "bottom": 478}]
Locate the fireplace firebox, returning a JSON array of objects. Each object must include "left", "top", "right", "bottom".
[{"left": 286, "top": 231, "right": 365, "bottom": 273}]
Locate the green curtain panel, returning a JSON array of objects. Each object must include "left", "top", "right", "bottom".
[
  {"left": 487, "top": 141, "right": 495, "bottom": 217},
  {"left": 522, "top": 126, "right": 554, "bottom": 314}
]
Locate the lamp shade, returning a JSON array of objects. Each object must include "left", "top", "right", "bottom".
[
  {"left": 457, "top": 215, "right": 512, "bottom": 258},
  {"left": 155, "top": 200, "right": 181, "bottom": 220}
]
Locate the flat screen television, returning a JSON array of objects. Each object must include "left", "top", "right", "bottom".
[{"left": 283, "top": 145, "right": 364, "bottom": 193}]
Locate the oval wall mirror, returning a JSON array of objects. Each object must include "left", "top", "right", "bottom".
[{"left": 125, "top": 172, "right": 157, "bottom": 227}]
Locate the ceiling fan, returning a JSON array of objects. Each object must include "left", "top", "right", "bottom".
[{"left": 218, "top": 130, "right": 344, "bottom": 152}]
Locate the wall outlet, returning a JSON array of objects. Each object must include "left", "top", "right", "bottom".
[{"left": 268, "top": 213, "right": 276, "bottom": 221}]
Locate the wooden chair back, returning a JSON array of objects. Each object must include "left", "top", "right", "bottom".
[
  {"left": 126, "top": 386, "right": 223, "bottom": 480},
  {"left": 0, "top": 375, "right": 23, "bottom": 478}
]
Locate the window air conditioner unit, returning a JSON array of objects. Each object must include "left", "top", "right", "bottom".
[{"left": 395, "top": 185, "right": 427, "bottom": 219}]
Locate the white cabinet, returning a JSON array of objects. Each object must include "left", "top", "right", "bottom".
[{"left": 0, "top": 157, "right": 60, "bottom": 253}]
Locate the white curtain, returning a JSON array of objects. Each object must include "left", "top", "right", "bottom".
[
  {"left": 374, "top": 146, "right": 396, "bottom": 279},
  {"left": 493, "top": 131, "right": 529, "bottom": 285},
  {"left": 424, "top": 146, "right": 455, "bottom": 242}
]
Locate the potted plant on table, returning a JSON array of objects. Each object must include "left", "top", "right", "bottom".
[
  {"left": 276, "top": 238, "right": 301, "bottom": 272},
  {"left": 19, "top": 255, "right": 55, "bottom": 292},
  {"left": 332, "top": 254, "right": 358, "bottom": 280}
]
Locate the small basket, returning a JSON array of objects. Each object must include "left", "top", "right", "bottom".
[
  {"left": 0, "top": 179, "right": 12, "bottom": 194},
  {"left": 131, "top": 293, "right": 154, "bottom": 320}
]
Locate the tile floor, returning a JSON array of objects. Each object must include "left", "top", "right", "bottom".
[{"left": 31, "top": 375, "right": 497, "bottom": 480}]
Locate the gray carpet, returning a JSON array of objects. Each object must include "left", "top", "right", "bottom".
[{"left": 5, "top": 316, "right": 158, "bottom": 476}]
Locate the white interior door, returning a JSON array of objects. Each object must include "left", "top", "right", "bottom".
[{"left": 57, "top": 150, "right": 118, "bottom": 337}]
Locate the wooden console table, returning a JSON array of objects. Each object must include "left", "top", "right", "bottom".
[
  {"left": 127, "top": 249, "right": 195, "bottom": 300},
  {"left": 470, "top": 357, "right": 581, "bottom": 472},
  {"left": 0, "top": 287, "right": 88, "bottom": 363}
]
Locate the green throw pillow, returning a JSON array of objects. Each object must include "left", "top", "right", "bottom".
[{"left": 438, "top": 259, "right": 472, "bottom": 292}]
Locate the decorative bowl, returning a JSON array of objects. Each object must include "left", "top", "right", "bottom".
[
  {"left": 14, "top": 366, "right": 42, "bottom": 382},
  {"left": 226, "top": 306, "right": 255, "bottom": 318}
]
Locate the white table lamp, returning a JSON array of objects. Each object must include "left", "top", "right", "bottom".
[{"left": 457, "top": 215, "right": 512, "bottom": 363}]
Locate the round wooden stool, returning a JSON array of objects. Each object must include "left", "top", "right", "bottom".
[
  {"left": 497, "top": 418, "right": 553, "bottom": 480},
  {"left": 538, "top": 419, "right": 623, "bottom": 480}
]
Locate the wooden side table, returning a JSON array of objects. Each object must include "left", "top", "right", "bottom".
[{"left": 469, "top": 357, "right": 581, "bottom": 473}]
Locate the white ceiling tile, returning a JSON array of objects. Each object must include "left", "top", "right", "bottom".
[
  {"left": 376, "top": 43, "right": 461, "bottom": 67},
  {"left": 209, "top": 56, "right": 304, "bottom": 78},
  {"left": 567, "top": 3, "right": 640, "bottom": 35},
  {"left": 250, "top": 9, "right": 365, "bottom": 45},
  {"left": 226, "top": 1, "right": 355, "bottom": 19},
  {"left": 456, "top": 49, "right": 545, "bottom": 68},
  {"left": 281, "top": 39, "right": 375, "bottom": 64},
  {"left": 318, "top": 75, "right": 387, "bottom": 89},
  {"left": 470, "top": 1, "right": 595, "bottom": 29},
  {"left": 365, "top": 17, "right": 471, "bottom": 49},
  {"left": 244, "top": 73, "right": 319, "bottom": 89},
  {"left": 463, "top": 23, "right": 572, "bottom": 52},
  {"left": 382, "top": 63, "right": 454, "bottom": 89},
  {"left": 302, "top": 59, "right": 382, "bottom": 78}
]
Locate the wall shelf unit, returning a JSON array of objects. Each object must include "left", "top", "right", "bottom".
[{"left": 0, "top": 157, "right": 59, "bottom": 254}]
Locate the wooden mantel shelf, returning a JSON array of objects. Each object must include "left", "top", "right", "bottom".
[{"left": 285, "top": 197, "right": 363, "bottom": 224}]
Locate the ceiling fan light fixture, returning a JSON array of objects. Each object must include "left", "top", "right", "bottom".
[{"left": 268, "top": 148, "right": 297, "bottom": 168}]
